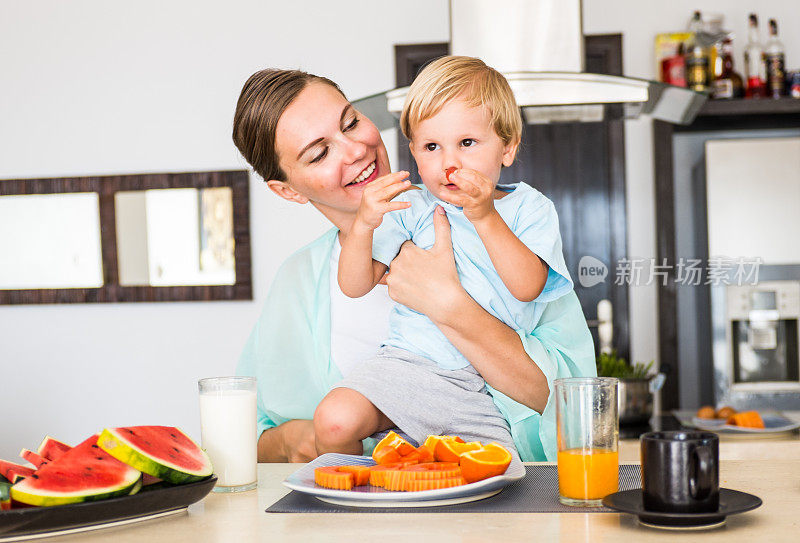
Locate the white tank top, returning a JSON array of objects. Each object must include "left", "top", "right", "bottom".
[{"left": 329, "top": 237, "right": 393, "bottom": 377}]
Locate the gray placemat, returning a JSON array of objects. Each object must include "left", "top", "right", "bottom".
[{"left": 266, "top": 464, "right": 640, "bottom": 513}]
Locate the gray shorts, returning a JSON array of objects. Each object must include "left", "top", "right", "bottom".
[{"left": 334, "top": 346, "right": 519, "bottom": 462}]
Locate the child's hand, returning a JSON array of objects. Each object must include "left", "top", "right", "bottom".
[
  {"left": 354, "top": 171, "right": 413, "bottom": 230},
  {"left": 440, "top": 168, "right": 497, "bottom": 223}
]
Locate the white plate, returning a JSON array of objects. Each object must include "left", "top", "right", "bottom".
[
  {"left": 673, "top": 410, "right": 800, "bottom": 434},
  {"left": 282, "top": 453, "right": 525, "bottom": 507}
]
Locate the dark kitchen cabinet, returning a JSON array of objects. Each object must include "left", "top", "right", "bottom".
[{"left": 654, "top": 98, "right": 800, "bottom": 409}]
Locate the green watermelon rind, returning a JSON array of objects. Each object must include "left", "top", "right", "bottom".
[
  {"left": 10, "top": 471, "right": 142, "bottom": 507},
  {"left": 98, "top": 428, "right": 212, "bottom": 485},
  {"left": 0, "top": 481, "right": 11, "bottom": 505}
]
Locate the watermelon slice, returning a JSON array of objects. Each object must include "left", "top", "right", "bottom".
[
  {"left": 98, "top": 426, "right": 212, "bottom": 484},
  {"left": 37, "top": 436, "right": 71, "bottom": 462},
  {"left": 10, "top": 435, "right": 141, "bottom": 507},
  {"left": 0, "top": 481, "right": 10, "bottom": 510},
  {"left": 20, "top": 449, "right": 47, "bottom": 469},
  {"left": 0, "top": 459, "right": 35, "bottom": 484}
]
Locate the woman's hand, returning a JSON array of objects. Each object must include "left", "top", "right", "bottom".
[
  {"left": 279, "top": 420, "right": 317, "bottom": 463},
  {"left": 385, "top": 205, "right": 549, "bottom": 411},
  {"left": 385, "top": 206, "right": 466, "bottom": 324}
]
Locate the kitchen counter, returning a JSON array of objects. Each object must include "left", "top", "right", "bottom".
[
  {"left": 620, "top": 433, "right": 800, "bottom": 462},
  {"left": 619, "top": 411, "right": 800, "bottom": 462},
  {"left": 42, "top": 457, "right": 800, "bottom": 543}
]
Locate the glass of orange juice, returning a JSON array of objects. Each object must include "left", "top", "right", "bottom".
[{"left": 555, "top": 377, "right": 619, "bottom": 506}]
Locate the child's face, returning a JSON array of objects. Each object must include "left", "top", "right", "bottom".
[{"left": 408, "top": 97, "right": 518, "bottom": 202}]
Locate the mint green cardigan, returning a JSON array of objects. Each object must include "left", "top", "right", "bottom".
[{"left": 237, "top": 229, "right": 596, "bottom": 461}]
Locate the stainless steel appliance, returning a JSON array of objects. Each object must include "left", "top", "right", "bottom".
[
  {"left": 712, "top": 280, "right": 800, "bottom": 410},
  {"left": 354, "top": 0, "right": 707, "bottom": 129},
  {"left": 618, "top": 379, "right": 653, "bottom": 425}
]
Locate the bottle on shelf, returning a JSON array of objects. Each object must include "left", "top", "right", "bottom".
[
  {"left": 702, "top": 12, "right": 726, "bottom": 81},
  {"left": 712, "top": 38, "right": 744, "bottom": 99},
  {"left": 685, "top": 11, "right": 711, "bottom": 92},
  {"left": 661, "top": 42, "right": 687, "bottom": 87},
  {"left": 744, "top": 13, "right": 767, "bottom": 98},
  {"left": 764, "top": 19, "right": 786, "bottom": 98}
]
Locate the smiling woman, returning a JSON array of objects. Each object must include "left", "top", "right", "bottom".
[
  {"left": 235, "top": 74, "right": 390, "bottom": 233},
  {"left": 232, "top": 68, "right": 596, "bottom": 464}
]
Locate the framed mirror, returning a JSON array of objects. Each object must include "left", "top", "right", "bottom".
[{"left": 0, "top": 170, "right": 251, "bottom": 304}]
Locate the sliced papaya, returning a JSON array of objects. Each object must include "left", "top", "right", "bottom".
[
  {"left": 314, "top": 466, "right": 354, "bottom": 490},
  {"left": 382, "top": 462, "right": 462, "bottom": 491},
  {"left": 408, "top": 476, "right": 467, "bottom": 491},
  {"left": 337, "top": 465, "right": 371, "bottom": 486},
  {"left": 382, "top": 469, "right": 413, "bottom": 491},
  {"left": 375, "top": 431, "right": 415, "bottom": 455},
  {"left": 369, "top": 463, "right": 402, "bottom": 487},
  {"left": 372, "top": 446, "right": 403, "bottom": 466},
  {"left": 414, "top": 445, "right": 435, "bottom": 463},
  {"left": 727, "top": 411, "right": 765, "bottom": 429}
]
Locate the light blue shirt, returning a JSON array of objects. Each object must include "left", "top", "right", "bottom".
[
  {"left": 237, "top": 227, "right": 596, "bottom": 461},
  {"left": 372, "top": 183, "right": 573, "bottom": 370}
]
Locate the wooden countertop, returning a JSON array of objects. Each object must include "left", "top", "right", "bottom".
[{"left": 44, "top": 453, "right": 800, "bottom": 543}]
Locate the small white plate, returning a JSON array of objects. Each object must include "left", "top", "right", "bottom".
[
  {"left": 282, "top": 453, "right": 525, "bottom": 508},
  {"left": 673, "top": 410, "right": 800, "bottom": 434}
]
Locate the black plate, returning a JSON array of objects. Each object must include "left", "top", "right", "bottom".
[
  {"left": 0, "top": 476, "right": 216, "bottom": 541},
  {"left": 602, "top": 488, "right": 762, "bottom": 529}
]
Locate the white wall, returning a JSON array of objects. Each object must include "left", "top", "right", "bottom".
[
  {"left": 2, "top": 0, "right": 799, "bottom": 459},
  {"left": 0, "top": 0, "right": 448, "bottom": 459}
]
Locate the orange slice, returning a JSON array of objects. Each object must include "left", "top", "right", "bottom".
[
  {"left": 459, "top": 443, "right": 512, "bottom": 483},
  {"left": 408, "top": 476, "right": 467, "bottom": 491},
  {"left": 434, "top": 439, "right": 482, "bottom": 462},
  {"left": 423, "top": 435, "right": 464, "bottom": 451}
]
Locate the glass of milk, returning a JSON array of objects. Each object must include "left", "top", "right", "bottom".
[{"left": 198, "top": 376, "right": 257, "bottom": 492}]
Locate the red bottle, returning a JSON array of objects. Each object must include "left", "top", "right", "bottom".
[{"left": 744, "top": 14, "right": 767, "bottom": 98}]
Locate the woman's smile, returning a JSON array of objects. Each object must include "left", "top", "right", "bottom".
[{"left": 346, "top": 160, "right": 378, "bottom": 187}]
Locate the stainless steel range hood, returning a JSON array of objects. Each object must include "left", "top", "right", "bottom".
[{"left": 354, "top": 0, "right": 707, "bottom": 128}]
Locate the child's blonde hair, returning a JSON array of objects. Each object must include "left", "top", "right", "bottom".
[{"left": 400, "top": 56, "right": 522, "bottom": 148}]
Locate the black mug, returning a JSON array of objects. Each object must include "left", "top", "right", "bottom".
[{"left": 640, "top": 431, "right": 719, "bottom": 513}]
